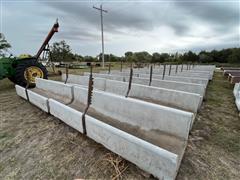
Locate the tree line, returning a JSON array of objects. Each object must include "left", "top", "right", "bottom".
[
  {"left": 50, "top": 40, "right": 240, "bottom": 64},
  {"left": 0, "top": 34, "right": 239, "bottom": 64}
]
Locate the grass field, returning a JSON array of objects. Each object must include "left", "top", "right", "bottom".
[{"left": 0, "top": 70, "right": 239, "bottom": 179}]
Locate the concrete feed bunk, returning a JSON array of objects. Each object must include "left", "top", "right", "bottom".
[
  {"left": 100, "top": 71, "right": 209, "bottom": 85},
  {"left": 107, "top": 66, "right": 213, "bottom": 80},
  {"left": 16, "top": 78, "right": 195, "bottom": 180},
  {"left": 83, "top": 72, "right": 206, "bottom": 97},
  {"left": 62, "top": 74, "right": 202, "bottom": 113}
]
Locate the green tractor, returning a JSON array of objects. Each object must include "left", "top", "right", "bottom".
[{"left": 0, "top": 21, "right": 59, "bottom": 87}]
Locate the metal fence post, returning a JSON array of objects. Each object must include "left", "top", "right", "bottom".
[
  {"left": 125, "top": 68, "right": 133, "bottom": 97},
  {"left": 120, "top": 60, "right": 123, "bottom": 72},
  {"left": 162, "top": 64, "right": 166, "bottom": 80},
  {"left": 64, "top": 65, "right": 69, "bottom": 84},
  {"left": 108, "top": 63, "right": 111, "bottom": 74},
  {"left": 82, "top": 65, "right": 94, "bottom": 135},
  {"left": 149, "top": 65, "right": 153, "bottom": 86},
  {"left": 168, "top": 64, "right": 172, "bottom": 76}
]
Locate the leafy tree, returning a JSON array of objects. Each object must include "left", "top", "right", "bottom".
[
  {"left": 125, "top": 51, "right": 133, "bottom": 57},
  {"left": 227, "top": 48, "right": 240, "bottom": 63},
  {"left": 151, "top": 52, "right": 161, "bottom": 63},
  {"left": 199, "top": 52, "right": 213, "bottom": 63},
  {"left": 133, "top": 51, "right": 152, "bottom": 63},
  {"left": 159, "top": 53, "right": 169, "bottom": 63},
  {"left": 50, "top": 40, "right": 73, "bottom": 62},
  {"left": 181, "top": 51, "right": 198, "bottom": 62},
  {"left": 198, "top": 48, "right": 239, "bottom": 64},
  {"left": 0, "top": 33, "right": 11, "bottom": 56},
  {"left": 109, "top": 54, "right": 121, "bottom": 62},
  {"left": 98, "top": 53, "right": 110, "bottom": 62},
  {"left": 125, "top": 51, "right": 134, "bottom": 62},
  {"left": 84, "top": 56, "right": 96, "bottom": 62},
  {"left": 216, "top": 49, "right": 232, "bottom": 63},
  {"left": 73, "top": 54, "right": 84, "bottom": 62}
]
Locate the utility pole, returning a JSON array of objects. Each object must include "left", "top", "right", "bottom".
[{"left": 93, "top": 4, "right": 108, "bottom": 68}]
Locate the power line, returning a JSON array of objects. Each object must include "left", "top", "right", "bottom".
[{"left": 93, "top": 4, "right": 108, "bottom": 68}]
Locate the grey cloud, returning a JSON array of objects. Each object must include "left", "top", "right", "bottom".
[
  {"left": 34, "top": 0, "right": 238, "bottom": 53},
  {"left": 175, "top": 1, "right": 238, "bottom": 30},
  {"left": 58, "top": 29, "right": 100, "bottom": 41},
  {"left": 40, "top": 1, "right": 238, "bottom": 38}
]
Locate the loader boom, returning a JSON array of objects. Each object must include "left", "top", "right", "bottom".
[{"left": 35, "top": 20, "right": 59, "bottom": 60}]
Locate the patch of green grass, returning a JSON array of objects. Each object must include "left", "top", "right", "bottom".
[
  {"left": 199, "top": 72, "right": 240, "bottom": 155},
  {"left": 0, "top": 133, "right": 9, "bottom": 139}
]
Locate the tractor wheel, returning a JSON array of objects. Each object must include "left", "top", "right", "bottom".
[{"left": 15, "top": 59, "right": 48, "bottom": 87}]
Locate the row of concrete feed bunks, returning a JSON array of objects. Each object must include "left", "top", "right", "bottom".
[
  {"left": 222, "top": 67, "right": 240, "bottom": 84},
  {"left": 15, "top": 65, "right": 215, "bottom": 180}
]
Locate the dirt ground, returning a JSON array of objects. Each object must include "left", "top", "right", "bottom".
[{"left": 0, "top": 71, "right": 240, "bottom": 180}]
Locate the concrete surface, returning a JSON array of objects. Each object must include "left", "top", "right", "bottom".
[
  {"left": 62, "top": 74, "right": 202, "bottom": 113},
  {"left": 15, "top": 85, "right": 49, "bottom": 112},
  {"left": 27, "top": 90, "right": 49, "bottom": 112},
  {"left": 36, "top": 78, "right": 73, "bottom": 99},
  {"left": 15, "top": 85, "right": 27, "bottom": 100},
  {"left": 86, "top": 114, "right": 179, "bottom": 180},
  {"left": 73, "top": 86, "right": 193, "bottom": 140},
  {"left": 100, "top": 72, "right": 209, "bottom": 85},
  {"left": 234, "top": 83, "right": 240, "bottom": 97},
  {"left": 49, "top": 99, "right": 180, "bottom": 180},
  {"left": 26, "top": 79, "right": 194, "bottom": 139},
  {"left": 108, "top": 65, "right": 215, "bottom": 80},
  {"left": 104, "top": 70, "right": 211, "bottom": 80},
  {"left": 49, "top": 99, "right": 84, "bottom": 133},
  {"left": 233, "top": 83, "right": 240, "bottom": 111},
  {"left": 83, "top": 73, "right": 206, "bottom": 96}
]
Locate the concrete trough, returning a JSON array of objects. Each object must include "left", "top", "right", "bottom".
[
  {"left": 49, "top": 99, "right": 181, "bottom": 180},
  {"left": 109, "top": 65, "right": 214, "bottom": 80},
  {"left": 15, "top": 78, "right": 195, "bottom": 179},
  {"left": 83, "top": 72, "right": 206, "bottom": 96},
  {"left": 62, "top": 74, "right": 202, "bottom": 113},
  {"left": 72, "top": 86, "right": 194, "bottom": 139},
  {"left": 110, "top": 67, "right": 213, "bottom": 80},
  {"left": 108, "top": 70, "right": 212, "bottom": 80},
  {"left": 99, "top": 71, "right": 209, "bottom": 85},
  {"left": 33, "top": 78, "right": 194, "bottom": 139}
]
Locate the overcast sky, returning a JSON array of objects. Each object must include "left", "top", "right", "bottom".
[{"left": 1, "top": 0, "right": 239, "bottom": 56}]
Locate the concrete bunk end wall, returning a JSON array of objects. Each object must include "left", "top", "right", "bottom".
[
  {"left": 15, "top": 85, "right": 49, "bottom": 112},
  {"left": 234, "top": 83, "right": 240, "bottom": 111}
]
